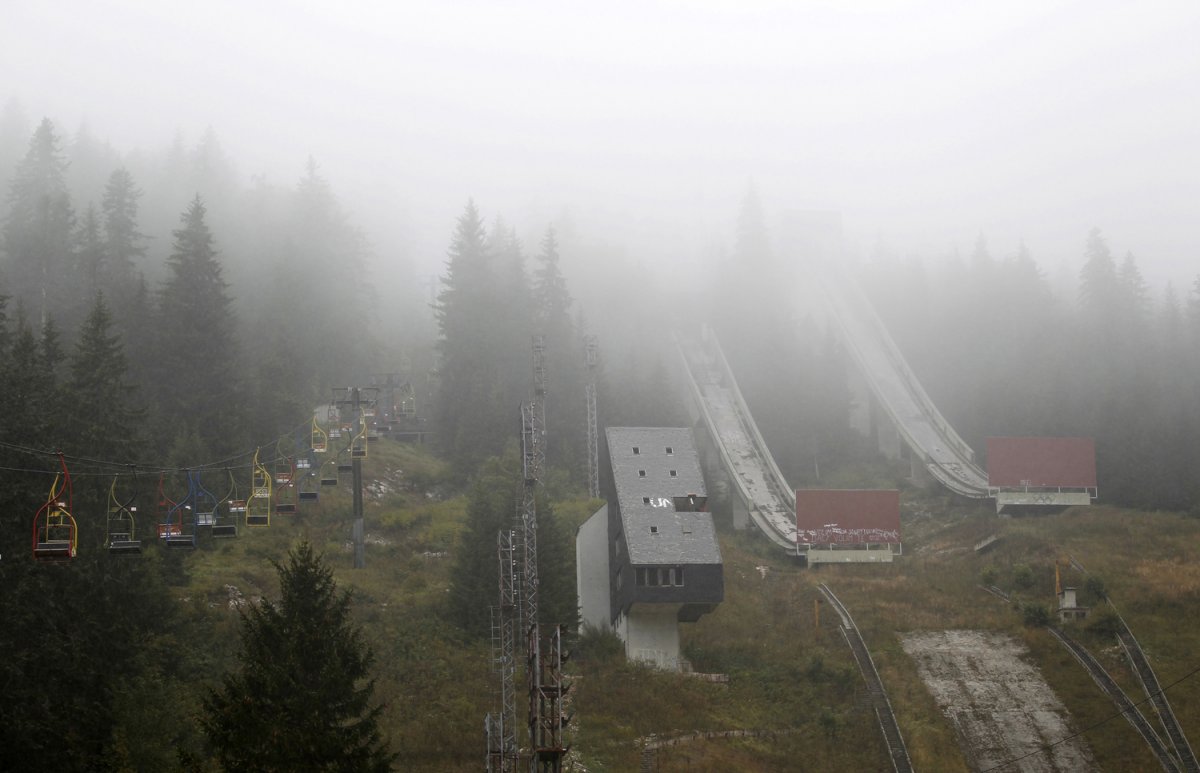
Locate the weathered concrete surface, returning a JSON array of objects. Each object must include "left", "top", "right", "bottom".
[{"left": 901, "top": 630, "right": 1096, "bottom": 772}]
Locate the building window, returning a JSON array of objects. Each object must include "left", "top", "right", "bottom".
[
  {"left": 669, "top": 470, "right": 677, "bottom": 477},
  {"left": 636, "top": 566, "right": 685, "bottom": 587},
  {"left": 638, "top": 470, "right": 646, "bottom": 477},
  {"left": 665, "top": 446, "right": 673, "bottom": 455},
  {"left": 642, "top": 496, "right": 651, "bottom": 504},
  {"left": 616, "top": 566, "right": 623, "bottom": 590},
  {"left": 633, "top": 446, "right": 640, "bottom": 455},
  {"left": 649, "top": 525, "right": 658, "bottom": 534}
]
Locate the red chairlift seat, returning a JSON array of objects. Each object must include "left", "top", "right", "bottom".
[{"left": 34, "top": 538, "right": 75, "bottom": 562}]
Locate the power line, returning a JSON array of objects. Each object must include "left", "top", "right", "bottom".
[{"left": 0, "top": 416, "right": 315, "bottom": 478}]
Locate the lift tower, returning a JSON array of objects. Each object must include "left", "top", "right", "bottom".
[{"left": 332, "top": 386, "right": 377, "bottom": 569}]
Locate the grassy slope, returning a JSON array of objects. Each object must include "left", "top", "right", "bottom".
[{"left": 180, "top": 442, "right": 1200, "bottom": 771}]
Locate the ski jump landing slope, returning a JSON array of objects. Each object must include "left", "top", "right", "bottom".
[
  {"left": 676, "top": 328, "right": 798, "bottom": 551},
  {"left": 821, "top": 269, "right": 990, "bottom": 498}
]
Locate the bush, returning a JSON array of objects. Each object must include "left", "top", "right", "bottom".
[
  {"left": 1087, "top": 606, "right": 1122, "bottom": 638},
  {"left": 1012, "top": 563, "right": 1034, "bottom": 590},
  {"left": 1083, "top": 575, "right": 1108, "bottom": 603},
  {"left": 1022, "top": 602, "right": 1050, "bottom": 627},
  {"left": 980, "top": 566, "right": 998, "bottom": 586},
  {"left": 574, "top": 623, "right": 623, "bottom": 663}
]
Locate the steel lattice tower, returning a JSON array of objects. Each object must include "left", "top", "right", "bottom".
[
  {"left": 584, "top": 335, "right": 600, "bottom": 500},
  {"left": 487, "top": 529, "right": 520, "bottom": 772}
]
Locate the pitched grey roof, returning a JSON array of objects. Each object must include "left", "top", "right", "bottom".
[{"left": 606, "top": 427, "right": 721, "bottom": 565}]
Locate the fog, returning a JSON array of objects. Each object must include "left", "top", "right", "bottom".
[{"left": 4, "top": 0, "right": 1198, "bottom": 291}]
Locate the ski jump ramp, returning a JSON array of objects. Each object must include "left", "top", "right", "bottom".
[
  {"left": 676, "top": 270, "right": 989, "bottom": 553},
  {"left": 819, "top": 269, "right": 989, "bottom": 499},
  {"left": 676, "top": 328, "right": 798, "bottom": 552}
]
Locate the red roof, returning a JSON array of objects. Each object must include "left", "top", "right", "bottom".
[
  {"left": 796, "top": 489, "right": 900, "bottom": 545},
  {"left": 986, "top": 437, "right": 1096, "bottom": 488}
]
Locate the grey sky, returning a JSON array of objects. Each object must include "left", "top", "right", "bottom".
[{"left": 4, "top": 0, "right": 1198, "bottom": 289}]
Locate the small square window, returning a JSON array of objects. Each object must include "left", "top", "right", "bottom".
[
  {"left": 649, "top": 525, "right": 659, "bottom": 534},
  {"left": 632, "top": 446, "right": 640, "bottom": 455},
  {"left": 669, "top": 470, "right": 677, "bottom": 477},
  {"left": 642, "top": 496, "right": 651, "bottom": 504},
  {"left": 665, "top": 446, "right": 673, "bottom": 455},
  {"left": 638, "top": 470, "right": 646, "bottom": 477}
]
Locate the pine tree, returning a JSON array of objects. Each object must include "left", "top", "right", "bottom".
[
  {"left": 435, "top": 200, "right": 507, "bottom": 475},
  {"left": 151, "top": 195, "right": 241, "bottom": 456},
  {"left": 2, "top": 118, "right": 75, "bottom": 325},
  {"left": 532, "top": 226, "right": 585, "bottom": 480},
  {"left": 203, "top": 542, "right": 394, "bottom": 772},
  {"left": 448, "top": 450, "right": 522, "bottom": 638},
  {"left": 1079, "top": 228, "right": 1118, "bottom": 321},
  {"left": 65, "top": 292, "right": 143, "bottom": 462},
  {"left": 100, "top": 167, "right": 146, "bottom": 295},
  {"left": 74, "top": 203, "right": 105, "bottom": 299}
]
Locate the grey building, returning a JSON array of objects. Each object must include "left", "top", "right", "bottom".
[{"left": 576, "top": 427, "right": 723, "bottom": 670}]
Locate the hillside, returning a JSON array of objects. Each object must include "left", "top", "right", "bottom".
[{"left": 174, "top": 441, "right": 1200, "bottom": 771}]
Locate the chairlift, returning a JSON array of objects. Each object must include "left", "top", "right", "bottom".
[
  {"left": 351, "top": 421, "right": 368, "bottom": 459},
  {"left": 155, "top": 473, "right": 183, "bottom": 540},
  {"left": 319, "top": 454, "right": 339, "bottom": 487},
  {"left": 212, "top": 468, "right": 240, "bottom": 538},
  {"left": 106, "top": 473, "right": 141, "bottom": 554},
  {"left": 397, "top": 381, "right": 417, "bottom": 419},
  {"left": 246, "top": 449, "right": 272, "bottom": 527},
  {"left": 189, "top": 470, "right": 219, "bottom": 529},
  {"left": 297, "top": 450, "right": 319, "bottom": 503},
  {"left": 274, "top": 456, "right": 298, "bottom": 514},
  {"left": 161, "top": 473, "right": 196, "bottom": 549},
  {"left": 33, "top": 453, "right": 78, "bottom": 562},
  {"left": 311, "top": 416, "right": 329, "bottom": 454}
]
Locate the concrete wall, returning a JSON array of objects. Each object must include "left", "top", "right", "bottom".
[
  {"left": 576, "top": 504, "right": 611, "bottom": 632},
  {"left": 616, "top": 603, "right": 683, "bottom": 670}
]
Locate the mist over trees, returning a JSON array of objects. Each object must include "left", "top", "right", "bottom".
[
  {"left": 858, "top": 227, "right": 1200, "bottom": 510},
  {"left": 1, "top": 105, "right": 1199, "bottom": 769}
]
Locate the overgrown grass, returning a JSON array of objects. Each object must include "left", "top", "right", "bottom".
[{"left": 175, "top": 442, "right": 1200, "bottom": 771}]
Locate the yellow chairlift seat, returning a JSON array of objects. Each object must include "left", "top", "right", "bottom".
[{"left": 246, "top": 449, "right": 272, "bottom": 527}]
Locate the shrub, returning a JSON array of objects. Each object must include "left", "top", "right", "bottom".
[
  {"left": 1083, "top": 575, "right": 1108, "bottom": 603},
  {"left": 1022, "top": 603, "right": 1050, "bottom": 627},
  {"left": 575, "top": 623, "right": 623, "bottom": 663},
  {"left": 1087, "top": 606, "right": 1122, "bottom": 638},
  {"left": 980, "top": 566, "right": 998, "bottom": 586},
  {"left": 1012, "top": 563, "right": 1034, "bottom": 590}
]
